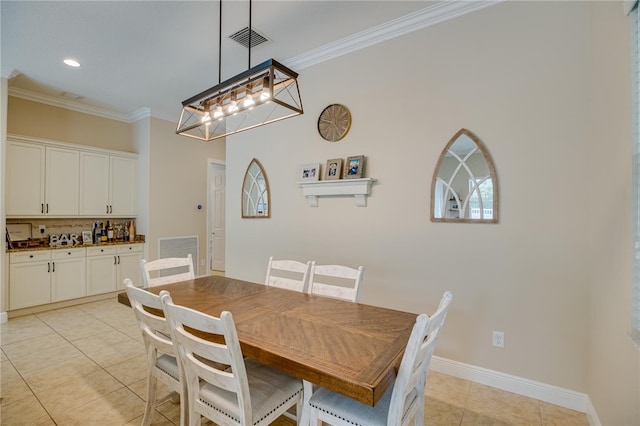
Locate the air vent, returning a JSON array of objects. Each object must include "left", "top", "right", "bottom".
[{"left": 229, "top": 27, "right": 268, "bottom": 49}]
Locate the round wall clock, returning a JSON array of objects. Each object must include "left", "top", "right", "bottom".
[{"left": 318, "top": 104, "right": 352, "bottom": 142}]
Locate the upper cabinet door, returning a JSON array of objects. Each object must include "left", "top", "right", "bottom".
[
  {"left": 79, "top": 151, "right": 110, "bottom": 215},
  {"left": 109, "top": 155, "right": 137, "bottom": 216},
  {"left": 6, "top": 141, "right": 45, "bottom": 216},
  {"left": 45, "top": 146, "right": 80, "bottom": 216}
]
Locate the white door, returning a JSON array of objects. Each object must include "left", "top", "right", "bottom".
[{"left": 209, "top": 163, "right": 225, "bottom": 272}]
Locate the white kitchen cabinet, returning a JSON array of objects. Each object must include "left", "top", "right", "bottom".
[
  {"left": 9, "top": 248, "right": 87, "bottom": 309},
  {"left": 86, "top": 244, "right": 143, "bottom": 295},
  {"left": 6, "top": 141, "right": 80, "bottom": 217},
  {"left": 45, "top": 146, "right": 80, "bottom": 215},
  {"left": 116, "top": 244, "right": 143, "bottom": 289},
  {"left": 86, "top": 246, "right": 118, "bottom": 295},
  {"left": 80, "top": 152, "right": 137, "bottom": 216},
  {"left": 51, "top": 248, "right": 86, "bottom": 302},
  {"left": 9, "top": 251, "right": 51, "bottom": 309},
  {"left": 6, "top": 141, "right": 45, "bottom": 216},
  {"left": 110, "top": 155, "right": 137, "bottom": 216}
]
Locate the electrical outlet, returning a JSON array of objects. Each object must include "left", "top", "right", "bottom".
[
  {"left": 39, "top": 225, "right": 45, "bottom": 234},
  {"left": 492, "top": 331, "right": 505, "bottom": 348}
]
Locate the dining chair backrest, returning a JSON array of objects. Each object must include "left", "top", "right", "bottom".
[
  {"left": 308, "top": 264, "right": 364, "bottom": 302},
  {"left": 160, "top": 291, "right": 303, "bottom": 426},
  {"left": 264, "top": 256, "right": 312, "bottom": 293},
  {"left": 307, "top": 290, "right": 453, "bottom": 426},
  {"left": 124, "top": 279, "right": 186, "bottom": 426},
  {"left": 387, "top": 290, "right": 452, "bottom": 424},
  {"left": 141, "top": 254, "right": 195, "bottom": 288}
]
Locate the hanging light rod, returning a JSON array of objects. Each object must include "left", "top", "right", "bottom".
[{"left": 176, "top": 0, "right": 303, "bottom": 141}]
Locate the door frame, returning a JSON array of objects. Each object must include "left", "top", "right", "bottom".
[{"left": 206, "top": 158, "right": 226, "bottom": 274}]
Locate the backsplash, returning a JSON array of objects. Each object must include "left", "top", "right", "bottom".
[{"left": 6, "top": 218, "right": 132, "bottom": 239}]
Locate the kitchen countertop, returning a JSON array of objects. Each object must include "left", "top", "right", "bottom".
[{"left": 7, "top": 238, "right": 145, "bottom": 253}]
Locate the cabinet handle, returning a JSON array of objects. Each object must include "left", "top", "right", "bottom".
[
  {"left": 46, "top": 204, "right": 49, "bottom": 214},
  {"left": 117, "top": 256, "right": 120, "bottom": 264},
  {"left": 29, "top": 255, "right": 34, "bottom": 258},
  {"left": 52, "top": 262, "right": 55, "bottom": 272},
  {"left": 47, "top": 262, "right": 50, "bottom": 273},
  {"left": 110, "top": 205, "right": 113, "bottom": 214},
  {"left": 41, "top": 204, "right": 44, "bottom": 214},
  {"left": 107, "top": 205, "right": 110, "bottom": 214},
  {"left": 114, "top": 256, "right": 117, "bottom": 265}
]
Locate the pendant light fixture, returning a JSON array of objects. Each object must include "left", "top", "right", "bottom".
[{"left": 176, "top": 0, "right": 303, "bottom": 141}]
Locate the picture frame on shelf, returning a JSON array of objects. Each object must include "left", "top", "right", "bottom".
[
  {"left": 82, "top": 231, "right": 93, "bottom": 244},
  {"left": 300, "top": 163, "right": 321, "bottom": 181},
  {"left": 344, "top": 155, "right": 365, "bottom": 179},
  {"left": 324, "top": 158, "right": 343, "bottom": 180}
]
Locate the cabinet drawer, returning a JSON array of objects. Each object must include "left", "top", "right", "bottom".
[
  {"left": 117, "top": 244, "right": 143, "bottom": 254},
  {"left": 52, "top": 248, "right": 86, "bottom": 260},
  {"left": 86, "top": 246, "right": 117, "bottom": 257},
  {"left": 10, "top": 251, "right": 50, "bottom": 263}
]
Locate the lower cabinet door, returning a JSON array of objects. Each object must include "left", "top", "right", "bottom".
[
  {"left": 117, "top": 252, "right": 143, "bottom": 290},
  {"left": 9, "top": 261, "right": 51, "bottom": 309},
  {"left": 86, "top": 255, "right": 117, "bottom": 296},
  {"left": 51, "top": 257, "right": 86, "bottom": 302}
]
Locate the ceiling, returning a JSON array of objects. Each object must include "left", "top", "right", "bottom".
[{"left": 1, "top": 1, "right": 493, "bottom": 122}]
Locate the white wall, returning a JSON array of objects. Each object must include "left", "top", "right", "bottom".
[
  {"left": 146, "top": 117, "right": 225, "bottom": 274},
  {"left": 225, "top": 2, "right": 638, "bottom": 423},
  {"left": 586, "top": 2, "right": 639, "bottom": 424}
]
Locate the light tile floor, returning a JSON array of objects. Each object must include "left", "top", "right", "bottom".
[{"left": 0, "top": 297, "right": 589, "bottom": 426}]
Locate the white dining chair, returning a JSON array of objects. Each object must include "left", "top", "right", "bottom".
[
  {"left": 307, "top": 291, "right": 453, "bottom": 426},
  {"left": 264, "top": 256, "right": 313, "bottom": 293},
  {"left": 141, "top": 254, "right": 195, "bottom": 288},
  {"left": 159, "top": 291, "right": 304, "bottom": 426},
  {"left": 308, "top": 264, "right": 364, "bottom": 302},
  {"left": 124, "top": 279, "right": 186, "bottom": 426}
]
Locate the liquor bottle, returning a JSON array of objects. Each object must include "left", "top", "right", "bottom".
[
  {"left": 124, "top": 222, "right": 130, "bottom": 242},
  {"left": 100, "top": 223, "right": 107, "bottom": 243},
  {"left": 93, "top": 221, "right": 99, "bottom": 244},
  {"left": 128, "top": 220, "right": 136, "bottom": 242},
  {"left": 107, "top": 221, "right": 114, "bottom": 242}
]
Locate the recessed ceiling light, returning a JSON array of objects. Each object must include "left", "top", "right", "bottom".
[{"left": 63, "top": 58, "right": 80, "bottom": 67}]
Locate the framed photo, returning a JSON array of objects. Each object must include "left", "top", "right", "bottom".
[
  {"left": 300, "top": 163, "right": 320, "bottom": 181},
  {"left": 324, "top": 158, "right": 343, "bottom": 180},
  {"left": 344, "top": 155, "right": 365, "bottom": 179},
  {"left": 82, "top": 231, "right": 93, "bottom": 244}
]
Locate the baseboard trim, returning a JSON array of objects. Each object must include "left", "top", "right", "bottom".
[
  {"left": 0, "top": 311, "right": 7, "bottom": 324},
  {"left": 430, "top": 356, "right": 591, "bottom": 414}
]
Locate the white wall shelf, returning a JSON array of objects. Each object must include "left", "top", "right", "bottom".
[{"left": 297, "top": 178, "right": 376, "bottom": 207}]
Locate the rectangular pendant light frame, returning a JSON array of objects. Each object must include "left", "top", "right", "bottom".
[{"left": 176, "top": 58, "right": 303, "bottom": 141}]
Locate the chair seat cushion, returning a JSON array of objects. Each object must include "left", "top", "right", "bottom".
[
  {"left": 308, "top": 385, "right": 418, "bottom": 426},
  {"left": 156, "top": 353, "right": 179, "bottom": 381},
  {"left": 198, "top": 358, "right": 302, "bottom": 425}
]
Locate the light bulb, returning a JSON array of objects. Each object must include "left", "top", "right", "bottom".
[
  {"left": 201, "top": 112, "right": 211, "bottom": 123},
  {"left": 213, "top": 106, "right": 223, "bottom": 119},
  {"left": 243, "top": 94, "right": 255, "bottom": 108}
]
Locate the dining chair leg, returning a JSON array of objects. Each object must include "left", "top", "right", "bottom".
[
  {"left": 142, "top": 372, "right": 157, "bottom": 426},
  {"left": 299, "top": 380, "right": 314, "bottom": 426}
]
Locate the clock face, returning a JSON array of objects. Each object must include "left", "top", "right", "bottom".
[{"left": 318, "top": 104, "right": 351, "bottom": 142}]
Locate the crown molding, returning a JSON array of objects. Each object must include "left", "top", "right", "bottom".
[
  {"left": 285, "top": 0, "right": 503, "bottom": 70},
  {"left": 1, "top": 68, "right": 21, "bottom": 80},
  {"left": 8, "top": 87, "right": 132, "bottom": 122}
]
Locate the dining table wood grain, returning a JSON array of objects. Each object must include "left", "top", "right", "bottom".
[{"left": 117, "top": 275, "right": 417, "bottom": 407}]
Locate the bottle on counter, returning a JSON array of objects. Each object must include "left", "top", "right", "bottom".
[
  {"left": 107, "top": 220, "right": 114, "bottom": 242},
  {"left": 124, "top": 222, "right": 130, "bottom": 242},
  {"left": 128, "top": 220, "right": 136, "bottom": 242},
  {"left": 93, "top": 221, "right": 99, "bottom": 244},
  {"left": 100, "top": 222, "right": 107, "bottom": 243}
]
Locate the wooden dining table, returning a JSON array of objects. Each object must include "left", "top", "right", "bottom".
[{"left": 117, "top": 275, "right": 417, "bottom": 407}]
